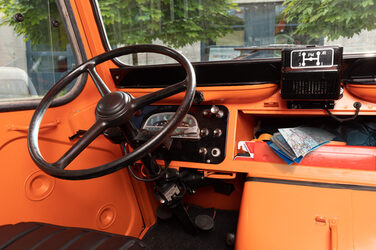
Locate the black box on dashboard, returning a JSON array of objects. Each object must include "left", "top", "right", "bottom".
[{"left": 281, "top": 46, "right": 343, "bottom": 100}]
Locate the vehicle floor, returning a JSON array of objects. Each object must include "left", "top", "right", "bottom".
[{"left": 143, "top": 205, "right": 238, "bottom": 250}]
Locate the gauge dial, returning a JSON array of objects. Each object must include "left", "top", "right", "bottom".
[{"left": 142, "top": 112, "right": 200, "bottom": 139}]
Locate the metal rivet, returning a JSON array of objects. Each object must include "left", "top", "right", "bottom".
[
  {"left": 13, "top": 13, "right": 24, "bottom": 22},
  {"left": 51, "top": 19, "right": 60, "bottom": 27}
]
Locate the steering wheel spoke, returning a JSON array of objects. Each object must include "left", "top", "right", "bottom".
[
  {"left": 132, "top": 79, "right": 187, "bottom": 111},
  {"left": 55, "top": 120, "right": 108, "bottom": 169},
  {"left": 87, "top": 63, "right": 111, "bottom": 97},
  {"left": 28, "top": 44, "right": 196, "bottom": 180}
]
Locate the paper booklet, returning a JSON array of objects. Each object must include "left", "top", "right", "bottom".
[{"left": 268, "top": 126, "right": 335, "bottom": 164}]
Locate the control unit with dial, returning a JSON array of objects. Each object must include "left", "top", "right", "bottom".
[{"left": 132, "top": 105, "right": 228, "bottom": 164}]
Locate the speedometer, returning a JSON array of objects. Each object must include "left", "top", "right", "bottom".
[{"left": 142, "top": 112, "right": 200, "bottom": 139}]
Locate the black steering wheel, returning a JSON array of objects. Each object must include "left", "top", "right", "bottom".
[{"left": 27, "top": 44, "right": 196, "bottom": 180}]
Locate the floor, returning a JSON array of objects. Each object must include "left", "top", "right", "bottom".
[{"left": 143, "top": 206, "right": 238, "bottom": 250}]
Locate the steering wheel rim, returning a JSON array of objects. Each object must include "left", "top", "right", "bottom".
[{"left": 28, "top": 44, "right": 196, "bottom": 180}]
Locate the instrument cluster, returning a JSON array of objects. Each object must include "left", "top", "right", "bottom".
[{"left": 133, "top": 105, "right": 228, "bottom": 164}]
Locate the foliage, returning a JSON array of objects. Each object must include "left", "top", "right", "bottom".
[
  {"left": 282, "top": 0, "right": 376, "bottom": 41},
  {"left": 0, "top": 0, "right": 242, "bottom": 50},
  {"left": 99, "top": 0, "right": 242, "bottom": 48},
  {"left": 0, "top": 0, "right": 68, "bottom": 50}
]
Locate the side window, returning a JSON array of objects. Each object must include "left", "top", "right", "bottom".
[{"left": 0, "top": 0, "right": 77, "bottom": 101}]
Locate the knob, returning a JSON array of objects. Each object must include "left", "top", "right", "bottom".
[
  {"left": 199, "top": 147, "right": 208, "bottom": 155},
  {"left": 202, "top": 109, "right": 210, "bottom": 117},
  {"left": 216, "top": 110, "right": 224, "bottom": 118},
  {"left": 213, "top": 128, "right": 222, "bottom": 137},
  {"left": 210, "top": 105, "right": 219, "bottom": 115},
  {"left": 200, "top": 128, "right": 209, "bottom": 137}
]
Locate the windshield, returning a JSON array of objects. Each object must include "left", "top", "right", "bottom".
[{"left": 96, "top": 0, "right": 376, "bottom": 65}]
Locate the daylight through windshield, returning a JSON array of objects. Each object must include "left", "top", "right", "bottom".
[{"left": 96, "top": 0, "right": 376, "bottom": 65}]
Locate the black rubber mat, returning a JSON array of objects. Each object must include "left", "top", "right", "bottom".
[
  {"left": 0, "top": 222, "right": 150, "bottom": 250},
  {"left": 143, "top": 207, "right": 238, "bottom": 250}
]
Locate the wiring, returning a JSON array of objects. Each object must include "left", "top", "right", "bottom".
[
  {"left": 325, "top": 102, "right": 361, "bottom": 123},
  {"left": 121, "top": 143, "right": 169, "bottom": 182},
  {"left": 127, "top": 164, "right": 169, "bottom": 182}
]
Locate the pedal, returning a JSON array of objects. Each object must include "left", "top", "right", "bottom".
[{"left": 194, "top": 214, "right": 214, "bottom": 231}]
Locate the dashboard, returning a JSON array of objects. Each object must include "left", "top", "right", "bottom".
[
  {"left": 132, "top": 105, "right": 228, "bottom": 164},
  {"left": 113, "top": 46, "right": 376, "bottom": 168}
]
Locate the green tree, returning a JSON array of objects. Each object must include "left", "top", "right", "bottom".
[
  {"left": 282, "top": 0, "right": 376, "bottom": 41},
  {"left": 0, "top": 0, "right": 242, "bottom": 50},
  {"left": 99, "top": 0, "right": 242, "bottom": 48},
  {"left": 0, "top": 0, "right": 68, "bottom": 50}
]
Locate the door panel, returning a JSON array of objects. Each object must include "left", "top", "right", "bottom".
[
  {"left": 352, "top": 190, "right": 376, "bottom": 250},
  {"left": 236, "top": 181, "right": 353, "bottom": 250},
  {"left": 0, "top": 84, "right": 145, "bottom": 237}
]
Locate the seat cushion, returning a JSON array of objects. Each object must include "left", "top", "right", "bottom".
[{"left": 0, "top": 222, "right": 150, "bottom": 250}]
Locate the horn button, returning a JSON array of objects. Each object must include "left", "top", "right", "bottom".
[{"left": 95, "top": 91, "right": 133, "bottom": 122}]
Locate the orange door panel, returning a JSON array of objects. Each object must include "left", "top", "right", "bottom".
[
  {"left": 352, "top": 190, "right": 376, "bottom": 249},
  {"left": 236, "top": 180, "right": 353, "bottom": 250},
  {"left": 0, "top": 89, "right": 145, "bottom": 237}
]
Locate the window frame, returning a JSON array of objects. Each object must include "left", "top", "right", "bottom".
[
  {"left": 0, "top": 0, "right": 87, "bottom": 112},
  {"left": 90, "top": 0, "right": 125, "bottom": 67}
]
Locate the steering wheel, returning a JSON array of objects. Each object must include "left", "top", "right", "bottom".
[{"left": 28, "top": 44, "right": 196, "bottom": 180}]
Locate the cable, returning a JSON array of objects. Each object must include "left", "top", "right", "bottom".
[
  {"left": 140, "top": 165, "right": 148, "bottom": 177},
  {"left": 325, "top": 102, "right": 362, "bottom": 123},
  {"left": 128, "top": 164, "right": 169, "bottom": 182},
  {"left": 120, "top": 143, "right": 169, "bottom": 182}
]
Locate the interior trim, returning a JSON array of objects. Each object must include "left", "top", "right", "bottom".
[
  {"left": 246, "top": 177, "right": 376, "bottom": 192},
  {"left": 0, "top": 0, "right": 87, "bottom": 112}
]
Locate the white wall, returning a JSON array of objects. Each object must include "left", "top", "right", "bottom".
[
  {"left": 0, "top": 16, "right": 28, "bottom": 71},
  {"left": 326, "top": 29, "right": 376, "bottom": 54}
]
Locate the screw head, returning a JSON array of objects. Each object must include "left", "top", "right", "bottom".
[
  {"left": 51, "top": 19, "right": 60, "bottom": 27},
  {"left": 13, "top": 13, "right": 24, "bottom": 22}
]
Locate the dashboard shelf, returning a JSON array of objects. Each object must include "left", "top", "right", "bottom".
[{"left": 346, "top": 83, "right": 376, "bottom": 103}]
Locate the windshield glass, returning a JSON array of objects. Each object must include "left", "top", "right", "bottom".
[{"left": 96, "top": 0, "right": 376, "bottom": 65}]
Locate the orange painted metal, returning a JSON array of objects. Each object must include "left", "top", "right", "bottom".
[
  {"left": 329, "top": 219, "right": 339, "bottom": 250},
  {"left": 346, "top": 83, "right": 376, "bottom": 103},
  {"left": 0, "top": 108, "right": 145, "bottom": 236},
  {"left": 126, "top": 84, "right": 279, "bottom": 104},
  {"left": 351, "top": 190, "right": 376, "bottom": 249},
  {"left": 236, "top": 180, "right": 353, "bottom": 250},
  {"left": 7, "top": 120, "right": 60, "bottom": 132},
  {"left": 0, "top": 0, "right": 147, "bottom": 238},
  {"left": 237, "top": 180, "right": 376, "bottom": 249},
  {"left": 234, "top": 141, "right": 376, "bottom": 171},
  {"left": 314, "top": 216, "right": 339, "bottom": 250}
]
